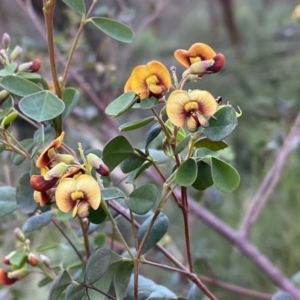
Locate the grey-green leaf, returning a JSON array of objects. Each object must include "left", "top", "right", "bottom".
[
  {"left": 137, "top": 213, "right": 169, "bottom": 254},
  {"left": 128, "top": 184, "right": 158, "bottom": 215},
  {"left": 19, "top": 91, "right": 65, "bottom": 122},
  {"left": 114, "top": 261, "right": 134, "bottom": 300},
  {"left": 1, "top": 75, "right": 42, "bottom": 96},
  {"left": 62, "top": 0, "right": 86, "bottom": 15},
  {"left": 48, "top": 270, "right": 72, "bottom": 300},
  {"left": 66, "top": 284, "right": 86, "bottom": 300},
  {"left": 0, "top": 186, "right": 17, "bottom": 218},
  {"left": 63, "top": 88, "right": 80, "bottom": 120},
  {"left": 22, "top": 211, "right": 53, "bottom": 233},
  {"left": 175, "top": 158, "right": 197, "bottom": 187},
  {"left": 211, "top": 157, "right": 240, "bottom": 192},
  {"left": 105, "top": 91, "right": 136, "bottom": 117},
  {"left": 101, "top": 187, "right": 126, "bottom": 200},
  {"left": 90, "top": 17, "right": 135, "bottom": 43},
  {"left": 85, "top": 247, "right": 111, "bottom": 285}
]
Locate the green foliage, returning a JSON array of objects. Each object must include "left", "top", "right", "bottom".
[
  {"left": 85, "top": 247, "right": 111, "bottom": 284},
  {"left": 22, "top": 211, "right": 53, "bottom": 233},
  {"left": 0, "top": 186, "right": 17, "bottom": 218},
  {"left": 119, "top": 116, "right": 155, "bottom": 132},
  {"left": 90, "top": 17, "right": 135, "bottom": 43},
  {"left": 48, "top": 270, "right": 72, "bottom": 300},
  {"left": 175, "top": 158, "right": 197, "bottom": 186},
  {"left": 63, "top": 88, "right": 80, "bottom": 120},
  {"left": 102, "top": 135, "right": 134, "bottom": 170},
  {"left": 62, "top": 0, "right": 86, "bottom": 15},
  {"left": 0, "top": 75, "right": 42, "bottom": 96},
  {"left": 19, "top": 91, "right": 65, "bottom": 122},
  {"left": 128, "top": 184, "right": 159, "bottom": 214},
  {"left": 192, "top": 161, "right": 213, "bottom": 191},
  {"left": 137, "top": 213, "right": 169, "bottom": 254},
  {"left": 105, "top": 91, "right": 136, "bottom": 117}
]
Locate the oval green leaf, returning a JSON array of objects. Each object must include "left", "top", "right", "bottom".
[
  {"left": 105, "top": 91, "right": 136, "bottom": 117},
  {"left": 0, "top": 63, "right": 17, "bottom": 76},
  {"left": 90, "top": 17, "right": 134, "bottom": 43},
  {"left": 0, "top": 186, "right": 17, "bottom": 218},
  {"left": 140, "top": 97, "right": 159, "bottom": 109},
  {"left": 211, "top": 157, "right": 240, "bottom": 192},
  {"left": 102, "top": 135, "right": 134, "bottom": 171},
  {"left": 85, "top": 247, "right": 111, "bottom": 284},
  {"left": 62, "top": 0, "right": 86, "bottom": 15},
  {"left": 203, "top": 107, "right": 237, "bottom": 141},
  {"left": 137, "top": 213, "right": 169, "bottom": 254},
  {"left": 128, "top": 184, "right": 158, "bottom": 215},
  {"left": 63, "top": 88, "right": 80, "bottom": 120},
  {"left": 175, "top": 158, "right": 197, "bottom": 187},
  {"left": 22, "top": 211, "right": 53, "bottom": 233},
  {"left": 119, "top": 116, "right": 155, "bottom": 132},
  {"left": 174, "top": 134, "right": 191, "bottom": 155},
  {"left": 19, "top": 91, "right": 65, "bottom": 122},
  {"left": 66, "top": 284, "right": 86, "bottom": 300},
  {"left": 101, "top": 187, "right": 126, "bottom": 200},
  {"left": 120, "top": 153, "right": 146, "bottom": 173},
  {"left": 194, "top": 138, "right": 228, "bottom": 151},
  {"left": 1, "top": 75, "right": 42, "bottom": 96},
  {"left": 145, "top": 123, "right": 162, "bottom": 151},
  {"left": 48, "top": 270, "right": 72, "bottom": 300},
  {"left": 192, "top": 161, "right": 213, "bottom": 191},
  {"left": 16, "top": 173, "right": 38, "bottom": 214},
  {"left": 114, "top": 261, "right": 134, "bottom": 300}
]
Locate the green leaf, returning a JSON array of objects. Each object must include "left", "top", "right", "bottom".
[
  {"left": 63, "top": 88, "right": 80, "bottom": 120},
  {"left": 10, "top": 138, "right": 33, "bottom": 166},
  {"left": 22, "top": 211, "right": 53, "bottom": 233},
  {"left": 0, "top": 108, "right": 12, "bottom": 121},
  {"left": 126, "top": 161, "right": 152, "bottom": 183},
  {"left": 148, "top": 149, "right": 168, "bottom": 164},
  {"left": 203, "top": 107, "right": 237, "bottom": 141},
  {"left": 145, "top": 123, "right": 161, "bottom": 151},
  {"left": 165, "top": 119, "right": 186, "bottom": 141},
  {"left": 211, "top": 157, "right": 240, "bottom": 192},
  {"left": 38, "top": 277, "right": 52, "bottom": 287},
  {"left": 175, "top": 158, "right": 197, "bottom": 187},
  {"left": 17, "top": 72, "right": 41, "bottom": 80},
  {"left": 271, "top": 291, "right": 294, "bottom": 300},
  {"left": 140, "top": 97, "right": 159, "bottom": 109},
  {"left": 192, "top": 161, "right": 213, "bottom": 191},
  {"left": 9, "top": 248, "right": 27, "bottom": 267},
  {"left": 32, "top": 125, "right": 45, "bottom": 157},
  {"left": 48, "top": 270, "right": 72, "bottom": 300},
  {"left": 194, "top": 148, "right": 217, "bottom": 158},
  {"left": 88, "top": 206, "right": 107, "bottom": 225},
  {"left": 101, "top": 187, "right": 126, "bottom": 200},
  {"left": 62, "top": 0, "right": 86, "bottom": 15},
  {"left": 194, "top": 138, "right": 228, "bottom": 151},
  {"left": 174, "top": 134, "right": 191, "bottom": 155},
  {"left": 102, "top": 135, "right": 134, "bottom": 171},
  {"left": 1, "top": 75, "right": 42, "bottom": 96},
  {"left": 0, "top": 63, "right": 17, "bottom": 76},
  {"left": 120, "top": 153, "right": 146, "bottom": 173},
  {"left": 128, "top": 184, "right": 158, "bottom": 215},
  {"left": 85, "top": 247, "right": 111, "bottom": 285},
  {"left": 35, "top": 243, "right": 58, "bottom": 252},
  {"left": 90, "top": 17, "right": 134, "bottom": 43},
  {"left": 19, "top": 91, "right": 65, "bottom": 122},
  {"left": 137, "top": 213, "right": 169, "bottom": 254},
  {"left": 114, "top": 261, "right": 134, "bottom": 300},
  {"left": 0, "top": 186, "right": 17, "bottom": 218},
  {"left": 16, "top": 173, "right": 38, "bottom": 214},
  {"left": 66, "top": 284, "right": 85, "bottom": 300},
  {"left": 105, "top": 91, "right": 136, "bottom": 117},
  {"left": 119, "top": 116, "right": 155, "bottom": 132}
]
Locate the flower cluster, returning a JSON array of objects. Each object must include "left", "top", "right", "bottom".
[
  {"left": 124, "top": 42, "right": 225, "bottom": 132},
  {"left": 30, "top": 132, "right": 109, "bottom": 218}
]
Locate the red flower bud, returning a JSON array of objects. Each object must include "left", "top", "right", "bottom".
[
  {"left": 0, "top": 269, "right": 18, "bottom": 285},
  {"left": 28, "top": 59, "right": 41, "bottom": 72}
]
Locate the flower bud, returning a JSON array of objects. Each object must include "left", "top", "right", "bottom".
[
  {"left": 17, "top": 62, "right": 33, "bottom": 73},
  {"left": 86, "top": 153, "right": 109, "bottom": 176},
  {"left": 182, "top": 59, "right": 213, "bottom": 78},
  {"left": 28, "top": 58, "right": 41, "bottom": 72},
  {"left": 30, "top": 174, "right": 58, "bottom": 192},
  {"left": 2, "top": 251, "right": 17, "bottom": 265},
  {"left": 162, "top": 138, "right": 174, "bottom": 157},
  {"left": 10, "top": 46, "right": 22, "bottom": 61},
  {"left": 2, "top": 33, "right": 10, "bottom": 50},
  {"left": 47, "top": 162, "right": 69, "bottom": 178},
  {"left": 8, "top": 268, "right": 29, "bottom": 280},
  {"left": 0, "top": 90, "right": 10, "bottom": 103},
  {"left": 14, "top": 228, "right": 26, "bottom": 242},
  {"left": 53, "top": 154, "right": 76, "bottom": 165},
  {"left": 28, "top": 253, "right": 39, "bottom": 267},
  {"left": 0, "top": 269, "right": 18, "bottom": 285},
  {"left": 40, "top": 254, "right": 51, "bottom": 268}
]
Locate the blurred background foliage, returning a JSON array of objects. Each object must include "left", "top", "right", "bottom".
[{"left": 1, "top": 0, "right": 300, "bottom": 299}]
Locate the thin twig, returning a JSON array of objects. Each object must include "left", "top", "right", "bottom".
[
  {"left": 51, "top": 218, "right": 85, "bottom": 264},
  {"left": 239, "top": 111, "right": 300, "bottom": 238},
  {"left": 79, "top": 218, "right": 91, "bottom": 259}
]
